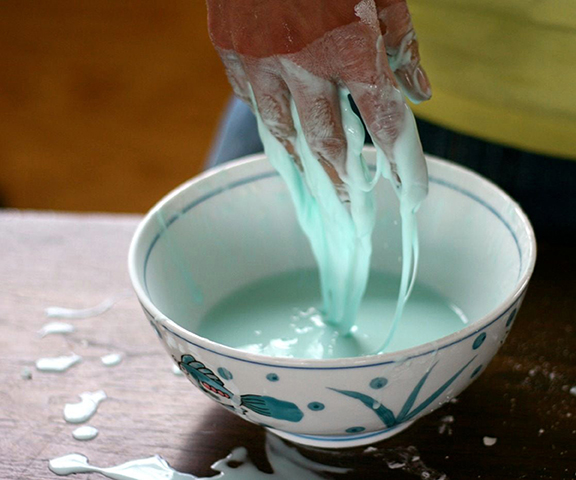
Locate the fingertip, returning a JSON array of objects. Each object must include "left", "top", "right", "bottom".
[
  {"left": 396, "top": 65, "right": 431, "bottom": 104},
  {"left": 414, "top": 66, "right": 432, "bottom": 101}
]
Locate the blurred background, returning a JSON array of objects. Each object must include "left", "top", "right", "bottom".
[
  {"left": 0, "top": 1, "right": 230, "bottom": 213},
  {"left": 2, "top": 0, "right": 574, "bottom": 239}
]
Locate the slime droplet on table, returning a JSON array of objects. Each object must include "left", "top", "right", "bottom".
[
  {"left": 35, "top": 354, "right": 82, "bottom": 373},
  {"left": 483, "top": 436, "right": 497, "bottom": 447},
  {"left": 48, "top": 433, "right": 348, "bottom": 479},
  {"left": 45, "top": 292, "right": 131, "bottom": 319},
  {"left": 37, "top": 322, "right": 75, "bottom": 338},
  {"left": 63, "top": 390, "right": 107, "bottom": 424},
  {"left": 101, "top": 353, "right": 123, "bottom": 367},
  {"left": 72, "top": 426, "right": 99, "bottom": 441}
]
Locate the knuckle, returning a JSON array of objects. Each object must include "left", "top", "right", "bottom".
[
  {"left": 268, "top": 123, "right": 296, "bottom": 143},
  {"left": 308, "top": 135, "right": 347, "bottom": 162},
  {"left": 257, "top": 94, "right": 294, "bottom": 140},
  {"left": 387, "top": 28, "right": 418, "bottom": 71},
  {"left": 301, "top": 96, "right": 347, "bottom": 163},
  {"left": 369, "top": 103, "right": 404, "bottom": 141}
]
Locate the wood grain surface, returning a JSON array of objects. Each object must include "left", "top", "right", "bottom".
[
  {"left": 0, "top": 1, "right": 230, "bottom": 213},
  {"left": 1, "top": 211, "right": 575, "bottom": 480}
]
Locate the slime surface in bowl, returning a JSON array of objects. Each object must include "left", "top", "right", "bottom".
[{"left": 197, "top": 269, "right": 468, "bottom": 359}]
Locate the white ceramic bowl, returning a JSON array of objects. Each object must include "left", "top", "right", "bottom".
[{"left": 128, "top": 148, "right": 536, "bottom": 448}]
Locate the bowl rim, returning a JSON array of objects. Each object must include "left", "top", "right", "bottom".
[{"left": 128, "top": 148, "right": 537, "bottom": 368}]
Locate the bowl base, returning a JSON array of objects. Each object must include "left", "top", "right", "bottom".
[{"left": 267, "top": 420, "right": 416, "bottom": 449}]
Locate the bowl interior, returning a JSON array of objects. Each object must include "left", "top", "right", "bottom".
[{"left": 131, "top": 151, "right": 534, "bottom": 349}]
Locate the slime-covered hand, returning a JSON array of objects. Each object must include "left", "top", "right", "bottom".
[
  {"left": 207, "top": 0, "right": 429, "bottom": 342},
  {"left": 206, "top": 0, "right": 431, "bottom": 199}
]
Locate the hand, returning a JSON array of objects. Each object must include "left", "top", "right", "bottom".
[{"left": 206, "top": 0, "right": 430, "bottom": 190}]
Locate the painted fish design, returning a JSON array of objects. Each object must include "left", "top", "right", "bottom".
[{"left": 178, "top": 354, "right": 303, "bottom": 423}]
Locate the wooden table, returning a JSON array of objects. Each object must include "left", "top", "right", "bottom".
[{"left": 1, "top": 211, "right": 574, "bottom": 480}]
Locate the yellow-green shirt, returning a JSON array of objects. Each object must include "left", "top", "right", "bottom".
[{"left": 409, "top": 0, "right": 576, "bottom": 160}]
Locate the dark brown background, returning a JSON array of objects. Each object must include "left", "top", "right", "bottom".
[{"left": 0, "top": 1, "right": 230, "bottom": 213}]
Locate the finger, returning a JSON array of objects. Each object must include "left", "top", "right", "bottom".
[
  {"left": 340, "top": 33, "right": 403, "bottom": 157},
  {"left": 328, "top": 16, "right": 404, "bottom": 151},
  {"left": 215, "top": 48, "right": 253, "bottom": 109},
  {"left": 243, "top": 58, "right": 299, "bottom": 161},
  {"left": 376, "top": 0, "right": 431, "bottom": 103},
  {"left": 280, "top": 58, "right": 347, "bottom": 190},
  {"left": 342, "top": 39, "right": 427, "bottom": 204}
]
